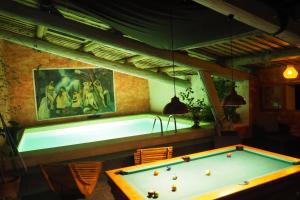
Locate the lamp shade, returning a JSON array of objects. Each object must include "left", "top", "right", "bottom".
[
  {"left": 163, "top": 96, "right": 188, "bottom": 114},
  {"left": 283, "top": 64, "right": 298, "bottom": 79},
  {"left": 222, "top": 87, "right": 246, "bottom": 106}
]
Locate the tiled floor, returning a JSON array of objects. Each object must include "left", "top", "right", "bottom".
[
  {"left": 21, "top": 173, "right": 115, "bottom": 200},
  {"left": 87, "top": 174, "right": 115, "bottom": 200}
]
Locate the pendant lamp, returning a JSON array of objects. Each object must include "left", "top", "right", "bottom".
[
  {"left": 163, "top": 10, "right": 188, "bottom": 115},
  {"left": 222, "top": 14, "right": 246, "bottom": 107},
  {"left": 283, "top": 64, "right": 298, "bottom": 79}
]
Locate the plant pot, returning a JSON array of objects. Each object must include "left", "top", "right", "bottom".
[{"left": 0, "top": 176, "right": 21, "bottom": 198}]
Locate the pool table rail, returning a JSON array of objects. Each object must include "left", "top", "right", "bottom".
[{"left": 105, "top": 144, "right": 300, "bottom": 200}]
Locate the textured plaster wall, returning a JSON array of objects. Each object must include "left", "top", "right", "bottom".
[
  {"left": 0, "top": 40, "right": 10, "bottom": 123},
  {"left": 149, "top": 75, "right": 209, "bottom": 113},
  {"left": 0, "top": 40, "right": 149, "bottom": 127},
  {"left": 148, "top": 79, "right": 187, "bottom": 113}
]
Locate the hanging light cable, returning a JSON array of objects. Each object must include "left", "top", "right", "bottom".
[
  {"left": 163, "top": 8, "right": 188, "bottom": 115},
  {"left": 222, "top": 14, "right": 246, "bottom": 107}
]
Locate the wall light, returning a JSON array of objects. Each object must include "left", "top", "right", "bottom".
[{"left": 283, "top": 64, "right": 298, "bottom": 79}]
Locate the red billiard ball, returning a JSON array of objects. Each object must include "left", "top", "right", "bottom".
[{"left": 227, "top": 153, "right": 232, "bottom": 158}]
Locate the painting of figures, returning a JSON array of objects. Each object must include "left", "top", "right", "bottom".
[{"left": 33, "top": 67, "right": 115, "bottom": 120}]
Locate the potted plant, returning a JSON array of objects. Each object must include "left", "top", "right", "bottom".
[
  {"left": 179, "top": 87, "right": 206, "bottom": 128},
  {"left": 0, "top": 117, "right": 23, "bottom": 199}
]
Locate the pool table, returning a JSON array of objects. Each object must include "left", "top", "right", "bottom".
[{"left": 106, "top": 145, "right": 300, "bottom": 200}]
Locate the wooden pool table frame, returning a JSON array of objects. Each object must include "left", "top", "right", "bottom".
[{"left": 106, "top": 144, "right": 300, "bottom": 200}]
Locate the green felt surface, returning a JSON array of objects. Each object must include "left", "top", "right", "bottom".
[{"left": 122, "top": 149, "right": 293, "bottom": 200}]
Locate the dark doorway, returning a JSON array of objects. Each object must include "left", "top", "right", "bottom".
[{"left": 295, "top": 85, "right": 300, "bottom": 110}]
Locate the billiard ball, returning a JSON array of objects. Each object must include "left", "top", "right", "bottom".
[
  {"left": 227, "top": 152, "right": 232, "bottom": 158},
  {"left": 171, "top": 184, "right": 177, "bottom": 191},
  {"left": 153, "top": 170, "right": 159, "bottom": 176},
  {"left": 182, "top": 155, "right": 190, "bottom": 162},
  {"left": 238, "top": 180, "right": 249, "bottom": 185},
  {"left": 236, "top": 145, "right": 244, "bottom": 151},
  {"left": 166, "top": 166, "right": 171, "bottom": 171},
  {"left": 205, "top": 169, "right": 211, "bottom": 176},
  {"left": 147, "top": 189, "right": 154, "bottom": 197},
  {"left": 153, "top": 191, "right": 159, "bottom": 198},
  {"left": 172, "top": 175, "right": 177, "bottom": 180}
]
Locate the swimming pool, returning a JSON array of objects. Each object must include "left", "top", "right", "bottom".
[{"left": 18, "top": 114, "right": 192, "bottom": 152}]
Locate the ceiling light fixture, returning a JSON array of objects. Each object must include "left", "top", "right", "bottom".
[
  {"left": 283, "top": 64, "right": 298, "bottom": 79},
  {"left": 163, "top": 9, "right": 188, "bottom": 115},
  {"left": 222, "top": 14, "right": 246, "bottom": 107}
]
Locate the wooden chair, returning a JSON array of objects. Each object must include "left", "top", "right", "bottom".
[
  {"left": 69, "top": 162, "right": 102, "bottom": 197},
  {"left": 134, "top": 146, "right": 173, "bottom": 165},
  {"left": 41, "top": 161, "right": 102, "bottom": 200}
]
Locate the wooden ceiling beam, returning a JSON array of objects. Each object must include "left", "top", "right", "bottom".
[
  {"left": 0, "top": 0, "right": 249, "bottom": 80},
  {"left": 182, "top": 31, "right": 261, "bottom": 50},
  {"left": 82, "top": 41, "right": 99, "bottom": 52},
  {"left": 160, "top": 66, "right": 191, "bottom": 73},
  {"left": 36, "top": 25, "right": 47, "bottom": 39},
  {"left": 0, "top": 29, "right": 190, "bottom": 88},
  {"left": 186, "top": 50, "right": 216, "bottom": 61},
  {"left": 226, "top": 48, "right": 300, "bottom": 66},
  {"left": 124, "top": 55, "right": 145, "bottom": 64},
  {"left": 193, "top": 0, "right": 300, "bottom": 47}
]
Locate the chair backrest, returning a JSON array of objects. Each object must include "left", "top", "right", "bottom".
[
  {"left": 69, "top": 162, "right": 102, "bottom": 197},
  {"left": 41, "top": 161, "right": 102, "bottom": 198},
  {"left": 134, "top": 146, "right": 173, "bottom": 165}
]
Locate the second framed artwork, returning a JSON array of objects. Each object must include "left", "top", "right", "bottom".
[
  {"left": 261, "top": 85, "right": 284, "bottom": 111},
  {"left": 33, "top": 67, "right": 116, "bottom": 120}
]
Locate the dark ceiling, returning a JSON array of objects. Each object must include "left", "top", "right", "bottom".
[
  {"left": 64, "top": 0, "right": 300, "bottom": 51},
  {"left": 1, "top": 0, "right": 299, "bottom": 74},
  {"left": 68, "top": 0, "right": 253, "bottom": 50}
]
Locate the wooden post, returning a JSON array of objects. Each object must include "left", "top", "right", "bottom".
[{"left": 197, "top": 71, "right": 231, "bottom": 135}]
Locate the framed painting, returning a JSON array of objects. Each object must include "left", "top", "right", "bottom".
[
  {"left": 261, "top": 85, "right": 284, "bottom": 111},
  {"left": 33, "top": 67, "right": 115, "bottom": 120}
]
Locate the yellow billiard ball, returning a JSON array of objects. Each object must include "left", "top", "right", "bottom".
[
  {"left": 153, "top": 170, "right": 159, "bottom": 176},
  {"left": 171, "top": 184, "right": 177, "bottom": 191},
  {"left": 172, "top": 175, "right": 177, "bottom": 180},
  {"left": 205, "top": 169, "right": 211, "bottom": 176}
]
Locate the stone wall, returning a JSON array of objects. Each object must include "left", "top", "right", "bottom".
[{"left": 0, "top": 40, "right": 150, "bottom": 127}]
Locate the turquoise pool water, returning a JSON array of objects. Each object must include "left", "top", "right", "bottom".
[{"left": 18, "top": 115, "right": 192, "bottom": 152}]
